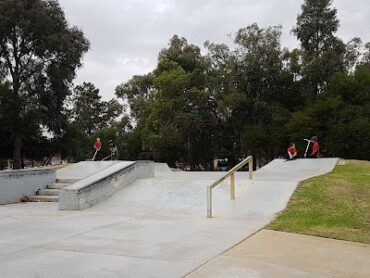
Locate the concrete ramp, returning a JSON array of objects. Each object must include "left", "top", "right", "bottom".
[
  {"left": 154, "top": 162, "right": 173, "bottom": 176},
  {"left": 58, "top": 161, "right": 154, "bottom": 210},
  {"left": 56, "top": 161, "right": 126, "bottom": 182},
  {"left": 255, "top": 158, "right": 339, "bottom": 181},
  {"left": 97, "top": 158, "right": 339, "bottom": 218}
]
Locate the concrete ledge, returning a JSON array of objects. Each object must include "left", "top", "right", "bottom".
[
  {"left": 59, "top": 161, "right": 154, "bottom": 210},
  {"left": 0, "top": 168, "right": 56, "bottom": 205}
]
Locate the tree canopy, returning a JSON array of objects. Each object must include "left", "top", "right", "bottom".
[
  {"left": 114, "top": 0, "right": 370, "bottom": 169},
  {"left": 1, "top": 0, "right": 369, "bottom": 170},
  {"left": 0, "top": 0, "right": 89, "bottom": 168}
]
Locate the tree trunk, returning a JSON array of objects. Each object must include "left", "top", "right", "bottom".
[{"left": 13, "top": 134, "right": 22, "bottom": 169}]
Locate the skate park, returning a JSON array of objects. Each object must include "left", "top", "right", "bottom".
[
  {"left": 0, "top": 157, "right": 347, "bottom": 277},
  {"left": 1, "top": 0, "right": 370, "bottom": 276}
]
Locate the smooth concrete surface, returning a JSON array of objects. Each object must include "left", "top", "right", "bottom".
[
  {"left": 254, "top": 158, "right": 339, "bottom": 181},
  {"left": 154, "top": 162, "right": 172, "bottom": 174},
  {"left": 187, "top": 229, "right": 370, "bottom": 278},
  {"left": 0, "top": 168, "right": 55, "bottom": 205},
  {"left": 0, "top": 158, "right": 339, "bottom": 277},
  {"left": 59, "top": 161, "right": 153, "bottom": 210},
  {"left": 56, "top": 161, "right": 122, "bottom": 182}
]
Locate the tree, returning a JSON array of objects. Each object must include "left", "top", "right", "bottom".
[
  {"left": 117, "top": 36, "right": 219, "bottom": 169},
  {"left": 57, "top": 82, "right": 123, "bottom": 162},
  {"left": 293, "top": 0, "right": 345, "bottom": 96},
  {"left": 344, "top": 37, "right": 363, "bottom": 73},
  {"left": 114, "top": 4, "right": 370, "bottom": 168},
  {"left": 293, "top": 0, "right": 339, "bottom": 56},
  {"left": 231, "top": 24, "right": 294, "bottom": 163},
  {"left": 115, "top": 74, "right": 155, "bottom": 125},
  {"left": 0, "top": 80, "right": 13, "bottom": 167},
  {"left": 363, "top": 43, "right": 370, "bottom": 65},
  {"left": 287, "top": 65, "right": 370, "bottom": 160},
  {"left": 158, "top": 35, "right": 203, "bottom": 73},
  {"left": 0, "top": 0, "right": 89, "bottom": 168},
  {"left": 69, "top": 82, "right": 122, "bottom": 134}
]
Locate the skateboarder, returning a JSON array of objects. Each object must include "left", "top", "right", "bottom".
[
  {"left": 92, "top": 138, "right": 102, "bottom": 161},
  {"left": 287, "top": 143, "right": 298, "bottom": 160}
]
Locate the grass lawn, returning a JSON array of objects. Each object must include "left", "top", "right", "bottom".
[{"left": 268, "top": 160, "right": 370, "bottom": 244}]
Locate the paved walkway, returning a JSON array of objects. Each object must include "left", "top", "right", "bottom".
[
  {"left": 187, "top": 229, "right": 370, "bottom": 278},
  {"left": 0, "top": 159, "right": 338, "bottom": 277}
]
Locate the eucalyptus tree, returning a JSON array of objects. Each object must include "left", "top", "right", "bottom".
[
  {"left": 293, "top": 0, "right": 346, "bottom": 96},
  {"left": 232, "top": 24, "right": 292, "bottom": 162},
  {"left": 70, "top": 82, "right": 123, "bottom": 135},
  {"left": 0, "top": 0, "right": 89, "bottom": 168},
  {"left": 287, "top": 65, "right": 370, "bottom": 160}
]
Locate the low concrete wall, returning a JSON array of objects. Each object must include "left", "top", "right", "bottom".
[
  {"left": 59, "top": 161, "right": 154, "bottom": 210},
  {"left": 0, "top": 168, "right": 56, "bottom": 205}
]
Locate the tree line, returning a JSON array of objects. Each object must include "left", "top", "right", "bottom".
[{"left": 1, "top": 0, "right": 369, "bottom": 170}]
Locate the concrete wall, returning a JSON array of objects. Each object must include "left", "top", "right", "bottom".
[
  {"left": 0, "top": 168, "right": 56, "bottom": 205},
  {"left": 59, "top": 161, "right": 154, "bottom": 210}
]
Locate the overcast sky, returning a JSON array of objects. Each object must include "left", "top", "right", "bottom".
[{"left": 58, "top": 0, "right": 370, "bottom": 100}]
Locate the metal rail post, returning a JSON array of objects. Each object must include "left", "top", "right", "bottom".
[
  {"left": 207, "top": 156, "right": 253, "bottom": 218},
  {"left": 207, "top": 186, "right": 212, "bottom": 218},
  {"left": 230, "top": 173, "right": 235, "bottom": 200}
]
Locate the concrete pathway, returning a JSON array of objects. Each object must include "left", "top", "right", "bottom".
[
  {"left": 0, "top": 159, "right": 338, "bottom": 277},
  {"left": 187, "top": 229, "right": 370, "bottom": 278}
]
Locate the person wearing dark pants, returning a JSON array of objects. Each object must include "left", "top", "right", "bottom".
[{"left": 108, "top": 140, "right": 118, "bottom": 160}]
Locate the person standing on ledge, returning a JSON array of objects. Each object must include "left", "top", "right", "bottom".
[
  {"left": 92, "top": 138, "right": 102, "bottom": 161},
  {"left": 310, "top": 136, "right": 320, "bottom": 158},
  {"left": 108, "top": 140, "right": 118, "bottom": 160},
  {"left": 287, "top": 143, "right": 298, "bottom": 160}
]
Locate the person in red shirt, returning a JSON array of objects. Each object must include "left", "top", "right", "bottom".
[
  {"left": 94, "top": 138, "right": 102, "bottom": 151},
  {"left": 92, "top": 138, "right": 102, "bottom": 160},
  {"left": 287, "top": 143, "right": 298, "bottom": 160},
  {"left": 310, "top": 136, "right": 320, "bottom": 158}
]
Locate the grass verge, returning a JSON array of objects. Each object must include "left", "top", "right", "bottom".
[{"left": 268, "top": 160, "right": 370, "bottom": 244}]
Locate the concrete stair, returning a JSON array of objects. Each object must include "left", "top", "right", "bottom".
[
  {"left": 37, "top": 189, "right": 60, "bottom": 196},
  {"left": 47, "top": 182, "right": 71, "bottom": 189},
  {"left": 28, "top": 179, "right": 76, "bottom": 203},
  {"left": 28, "top": 195, "right": 59, "bottom": 202}
]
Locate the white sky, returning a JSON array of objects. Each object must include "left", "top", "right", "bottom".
[{"left": 58, "top": 0, "right": 370, "bottom": 99}]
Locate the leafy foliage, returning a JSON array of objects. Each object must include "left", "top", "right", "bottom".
[
  {"left": 69, "top": 82, "right": 123, "bottom": 134},
  {"left": 293, "top": 0, "right": 345, "bottom": 96},
  {"left": 0, "top": 0, "right": 89, "bottom": 168},
  {"left": 1, "top": 0, "right": 369, "bottom": 169}
]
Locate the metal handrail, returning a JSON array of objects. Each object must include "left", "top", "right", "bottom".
[{"left": 207, "top": 156, "right": 253, "bottom": 218}]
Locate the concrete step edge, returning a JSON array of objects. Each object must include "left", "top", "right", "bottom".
[
  {"left": 47, "top": 183, "right": 70, "bottom": 189},
  {"left": 56, "top": 179, "right": 79, "bottom": 184},
  {"left": 28, "top": 195, "right": 59, "bottom": 202},
  {"left": 37, "top": 189, "right": 60, "bottom": 196}
]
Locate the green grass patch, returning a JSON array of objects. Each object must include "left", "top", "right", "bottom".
[{"left": 268, "top": 160, "right": 370, "bottom": 244}]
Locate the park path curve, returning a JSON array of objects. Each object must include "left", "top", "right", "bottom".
[{"left": 187, "top": 229, "right": 370, "bottom": 278}]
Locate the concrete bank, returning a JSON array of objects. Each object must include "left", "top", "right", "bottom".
[
  {"left": 0, "top": 168, "right": 55, "bottom": 205},
  {"left": 59, "top": 161, "right": 154, "bottom": 210}
]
